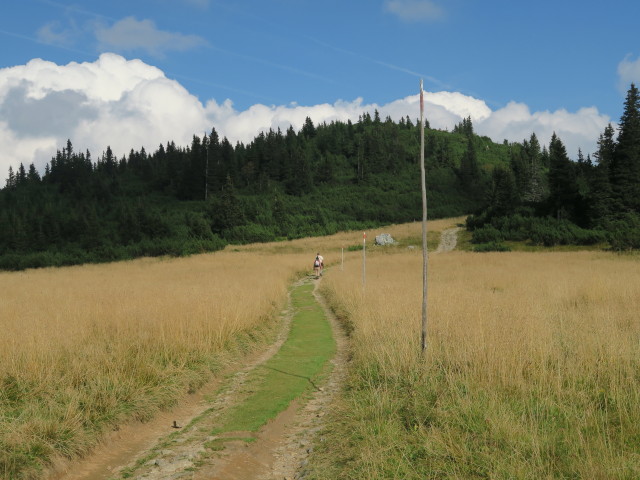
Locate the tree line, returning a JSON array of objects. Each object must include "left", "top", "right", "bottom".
[
  {"left": 2, "top": 85, "right": 640, "bottom": 270},
  {"left": 0, "top": 110, "right": 499, "bottom": 270},
  {"left": 467, "top": 84, "right": 640, "bottom": 251}
]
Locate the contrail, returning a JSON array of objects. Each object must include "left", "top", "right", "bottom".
[
  {"left": 306, "top": 36, "right": 452, "bottom": 91},
  {"left": 205, "top": 44, "right": 335, "bottom": 85},
  {"left": 37, "top": 0, "right": 117, "bottom": 21},
  {"left": 0, "top": 28, "right": 91, "bottom": 57}
]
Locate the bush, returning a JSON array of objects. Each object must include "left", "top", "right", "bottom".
[
  {"left": 473, "top": 242, "right": 511, "bottom": 252},
  {"left": 529, "top": 218, "right": 606, "bottom": 247},
  {"left": 225, "top": 224, "right": 276, "bottom": 244},
  {"left": 471, "top": 225, "right": 502, "bottom": 244},
  {"left": 605, "top": 213, "right": 640, "bottom": 251}
]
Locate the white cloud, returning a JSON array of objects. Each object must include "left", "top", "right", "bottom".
[
  {"left": 475, "top": 102, "right": 610, "bottom": 156},
  {"left": 95, "top": 17, "right": 207, "bottom": 57},
  {"left": 0, "top": 54, "right": 208, "bottom": 174},
  {"left": 618, "top": 54, "right": 640, "bottom": 92},
  {"left": 384, "top": 0, "right": 445, "bottom": 22},
  {"left": 0, "top": 54, "right": 611, "bottom": 182}
]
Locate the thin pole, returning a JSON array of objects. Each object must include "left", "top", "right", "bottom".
[
  {"left": 420, "top": 79, "right": 428, "bottom": 353},
  {"left": 205, "top": 133, "right": 209, "bottom": 201},
  {"left": 362, "top": 232, "right": 366, "bottom": 293}
]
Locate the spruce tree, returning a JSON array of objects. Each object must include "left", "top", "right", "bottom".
[
  {"left": 610, "top": 84, "right": 640, "bottom": 213},
  {"left": 459, "top": 135, "right": 480, "bottom": 190},
  {"left": 587, "top": 123, "right": 616, "bottom": 222},
  {"left": 5, "top": 166, "right": 15, "bottom": 189},
  {"left": 487, "top": 167, "right": 518, "bottom": 217},
  {"left": 548, "top": 133, "right": 578, "bottom": 219}
]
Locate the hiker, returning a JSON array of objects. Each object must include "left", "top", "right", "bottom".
[
  {"left": 313, "top": 254, "right": 321, "bottom": 278},
  {"left": 316, "top": 252, "right": 324, "bottom": 276}
]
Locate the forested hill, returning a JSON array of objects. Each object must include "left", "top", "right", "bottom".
[
  {"left": 4, "top": 81, "right": 640, "bottom": 272},
  {"left": 466, "top": 84, "right": 640, "bottom": 252},
  {"left": 0, "top": 112, "right": 507, "bottom": 270}
]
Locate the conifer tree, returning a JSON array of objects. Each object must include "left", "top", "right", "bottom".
[
  {"left": 459, "top": 135, "right": 480, "bottom": 189},
  {"left": 610, "top": 84, "right": 640, "bottom": 213},
  {"left": 487, "top": 167, "right": 518, "bottom": 217},
  {"left": 5, "top": 166, "right": 15, "bottom": 189},
  {"left": 27, "top": 164, "right": 40, "bottom": 183},
  {"left": 548, "top": 133, "right": 578, "bottom": 219}
]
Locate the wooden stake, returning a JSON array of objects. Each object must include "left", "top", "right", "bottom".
[
  {"left": 420, "top": 79, "right": 428, "bottom": 353},
  {"left": 362, "top": 232, "right": 366, "bottom": 293}
]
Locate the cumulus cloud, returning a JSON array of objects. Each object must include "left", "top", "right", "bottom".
[
  {"left": 384, "top": 0, "right": 445, "bottom": 22},
  {"left": 0, "top": 54, "right": 611, "bottom": 181},
  {"left": 95, "top": 17, "right": 208, "bottom": 57},
  {"left": 618, "top": 54, "right": 640, "bottom": 92},
  {"left": 0, "top": 54, "right": 208, "bottom": 173}
]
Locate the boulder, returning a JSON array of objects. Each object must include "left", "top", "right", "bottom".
[{"left": 374, "top": 233, "right": 395, "bottom": 246}]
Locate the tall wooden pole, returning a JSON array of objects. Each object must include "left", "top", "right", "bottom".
[
  {"left": 420, "top": 79, "right": 428, "bottom": 353},
  {"left": 362, "top": 232, "right": 366, "bottom": 293},
  {"left": 205, "top": 132, "right": 209, "bottom": 201}
]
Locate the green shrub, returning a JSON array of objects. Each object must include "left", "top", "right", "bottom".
[
  {"left": 471, "top": 225, "right": 502, "bottom": 244},
  {"left": 472, "top": 242, "right": 511, "bottom": 252},
  {"left": 605, "top": 213, "right": 640, "bottom": 251}
]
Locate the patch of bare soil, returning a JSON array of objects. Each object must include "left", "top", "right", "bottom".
[
  {"left": 48, "top": 276, "right": 348, "bottom": 480},
  {"left": 435, "top": 227, "right": 461, "bottom": 253}
]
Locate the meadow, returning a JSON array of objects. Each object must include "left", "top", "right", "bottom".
[
  {"left": 5, "top": 216, "right": 636, "bottom": 479},
  {"left": 313, "top": 229, "right": 640, "bottom": 479},
  {"left": 0, "top": 221, "right": 423, "bottom": 479},
  {"left": 0, "top": 250, "right": 311, "bottom": 479}
]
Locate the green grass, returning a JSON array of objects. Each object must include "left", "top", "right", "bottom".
[
  {"left": 213, "top": 281, "right": 335, "bottom": 434},
  {"left": 455, "top": 227, "right": 473, "bottom": 251}
]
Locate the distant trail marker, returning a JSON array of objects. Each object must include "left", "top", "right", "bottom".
[{"left": 420, "top": 79, "right": 429, "bottom": 353}]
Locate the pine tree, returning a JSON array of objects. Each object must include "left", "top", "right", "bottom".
[
  {"left": 610, "top": 84, "right": 640, "bottom": 213},
  {"left": 5, "top": 166, "right": 15, "bottom": 189},
  {"left": 17, "top": 164, "right": 27, "bottom": 186},
  {"left": 459, "top": 135, "right": 480, "bottom": 189},
  {"left": 548, "top": 133, "right": 578, "bottom": 219},
  {"left": 524, "top": 133, "right": 546, "bottom": 202},
  {"left": 487, "top": 167, "right": 518, "bottom": 217},
  {"left": 27, "top": 164, "right": 41, "bottom": 183},
  {"left": 215, "top": 175, "right": 244, "bottom": 230}
]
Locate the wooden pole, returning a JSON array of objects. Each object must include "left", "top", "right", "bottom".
[
  {"left": 205, "top": 132, "right": 209, "bottom": 201},
  {"left": 362, "top": 232, "right": 366, "bottom": 293},
  {"left": 420, "top": 79, "right": 428, "bottom": 353}
]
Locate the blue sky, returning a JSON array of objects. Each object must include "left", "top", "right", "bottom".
[{"left": 1, "top": 0, "right": 639, "bottom": 174}]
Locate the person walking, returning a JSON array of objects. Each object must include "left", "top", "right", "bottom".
[
  {"left": 313, "top": 254, "right": 321, "bottom": 278},
  {"left": 317, "top": 252, "right": 324, "bottom": 276}
]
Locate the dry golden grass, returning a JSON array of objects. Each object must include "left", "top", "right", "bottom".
[
  {"left": 0, "top": 250, "right": 314, "bottom": 478},
  {"left": 0, "top": 219, "right": 456, "bottom": 479},
  {"left": 317, "top": 248, "right": 640, "bottom": 479}
]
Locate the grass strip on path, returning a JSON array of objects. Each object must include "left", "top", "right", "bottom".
[{"left": 214, "top": 280, "right": 336, "bottom": 435}]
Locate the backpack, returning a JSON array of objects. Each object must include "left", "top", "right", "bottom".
[{"left": 314, "top": 258, "right": 320, "bottom": 267}]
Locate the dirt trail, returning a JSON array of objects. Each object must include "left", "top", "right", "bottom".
[
  {"left": 435, "top": 227, "right": 461, "bottom": 253},
  {"left": 48, "top": 277, "right": 347, "bottom": 480}
]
